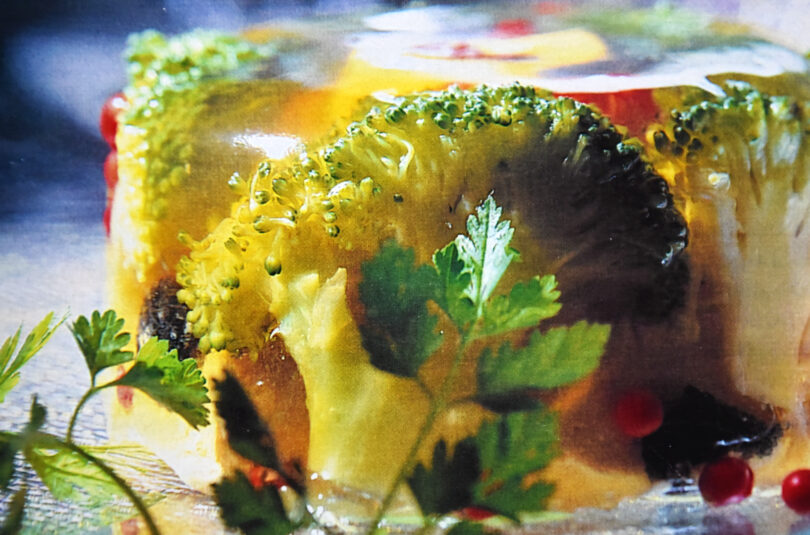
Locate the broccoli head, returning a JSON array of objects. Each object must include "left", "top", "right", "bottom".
[
  {"left": 647, "top": 79, "right": 810, "bottom": 414},
  {"left": 174, "top": 83, "right": 688, "bottom": 496}
]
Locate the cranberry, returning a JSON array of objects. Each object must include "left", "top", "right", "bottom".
[
  {"left": 613, "top": 388, "right": 664, "bottom": 438},
  {"left": 698, "top": 457, "right": 754, "bottom": 506},
  {"left": 782, "top": 469, "right": 810, "bottom": 513},
  {"left": 100, "top": 92, "right": 126, "bottom": 148},
  {"left": 104, "top": 151, "right": 118, "bottom": 191}
]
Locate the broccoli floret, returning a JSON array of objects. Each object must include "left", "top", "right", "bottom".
[
  {"left": 113, "top": 30, "right": 289, "bottom": 284},
  {"left": 175, "top": 83, "right": 688, "bottom": 497},
  {"left": 179, "top": 84, "right": 687, "bottom": 351},
  {"left": 647, "top": 80, "right": 810, "bottom": 414}
]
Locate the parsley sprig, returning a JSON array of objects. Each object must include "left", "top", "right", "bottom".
[
  {"left": 213, "top": 196, "right": 610, "bottom": 534},
  {"left": 363, "top": 196, "right": 609, "bottom": 531},
  {"left": 0, "top": 310, "right": 211, "bottom": 535}
]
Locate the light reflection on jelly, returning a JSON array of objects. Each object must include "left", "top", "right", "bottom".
[{"left": 232, "top": 132, "right": 301, "bottom": 160}]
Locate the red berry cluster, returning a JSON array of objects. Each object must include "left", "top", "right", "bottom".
[{"left": 99, "top": 92, "right": 127, "bottom": 235}]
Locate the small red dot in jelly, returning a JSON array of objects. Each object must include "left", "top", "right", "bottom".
[
  {"left": 461, "top": 506, "right": 495, "bottom": 521},
  {"left": 782, "top": 469, "right": 810, "bottom": 513},
  {"left": 493, "top": 18, "right": 535, "bottom": 37},
  {"left": 613, "top": 388, "right": 664, "bottom": 438},
  {"left": 247, "top": 464, "right": 286, "bottom": 491},
  {"left": 534, "top": 1, "right": 569, "bottom": 15},
  {"left": 119, "top": 518, "right": 140, "bottom": 535},
  {"left": 699, "top": 457, "right": 754, "bottom": 506},
  {"left": 99, "top": 92, "right": 126, "bottom": 148},
  {"left": 117, "top": 385, "right": 133, "bottom": 409},
  {"left": 103, "top": 197, "right": 113, "bottom": 236},
  {"left": 104, "top": 151, "right": 118, "bottom": 191}
]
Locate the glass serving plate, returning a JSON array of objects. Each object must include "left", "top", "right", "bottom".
[{"left": 3, "top": 1, "right": 810, "bottom": 533}]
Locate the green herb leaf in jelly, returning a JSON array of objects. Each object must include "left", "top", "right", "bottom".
[
  {"left": 359, "top": 241, "right": 442, "bottom": 377},
  {"left": 478, "top": 320, "right": 610, "bottom": 397},
  {"left": 407, "top": 439, "right": 479, "bottom": 516},
  {"left": 213, "top": 373, "right": 292, "bottom": 484},
  {"left": 213, "top": 472, "right": 296, "bottom": 535},
  {"left": 480, "top": 275, "right": 561, "bottom": 337},
  {"left": 447, "top": 521, "right": 486, "bottom": 535},
  {"left": 450, "top": 195, "right": 518, "bottom": 315},
  {"left": 473, "top": 409, "right": 558, "bottom": 520}
]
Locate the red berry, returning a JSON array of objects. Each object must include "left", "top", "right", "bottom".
[
  {"left": 782, "top": 469, "right": 810, "bottom": 513},
  {"left": 99, "top": 92, "right": 126, "bottom": 148},
  {"left": 613, "top": 388, "right": 664, "bottom": 438},
  {"left": 104, "top": 151, "right": 118, "bottom": 191},
  {"left": 698, "top": 457, "right": 754, "bottom": 506},
  {"left": 460, "top": 506, "right": 495, "bottom": 521}
]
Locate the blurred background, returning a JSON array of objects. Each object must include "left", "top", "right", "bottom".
[
  {"left": 1, "top": 0, "right": 807, "bottom": 231},
  {"left": 1, "top": 0, "right": 807, "bottom": 227},
  {"left": 0, "top": 0, "right": 403, "bottom": 228}
]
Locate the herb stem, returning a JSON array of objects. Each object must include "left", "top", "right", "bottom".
[
  {"left": 368, "top": 335, "right": 471, "bottom": 533},
  {"left": 42, "top": 433, "right": 162, "bottom": 535},
  {"left": 66, "top": 386, "right": 99, "bottom": 444}
]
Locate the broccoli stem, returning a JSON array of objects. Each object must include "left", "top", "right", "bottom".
[{"left": 368, "top": 333, "right": 473, "bottom": 533}]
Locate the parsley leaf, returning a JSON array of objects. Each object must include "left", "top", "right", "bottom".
[
  {"left": 447, "top": 522, "right": 486, "bottom": 535},
  {"left": 71, "top": 310, "right": 132, "bottom": 381},
  {"left": 478, "top": 320, "right": 609, "bottom": 398},
  {"left": 452, "top": 195, "right": 518, "bottom": 313},
  {"left": 0, "top": 484, "right": 26, "bottom": 535},
  {"left": 214, "top": 373, "right": 282, "bottom": 477},
  {"left": 0, "top": 313, "right": 64, "bottom": 403},
  {"left": 472, "top": 410, "right": 558, "bottom": 520},
  {"left": 27, "top": 443, "right": 125, "bottom": 506},
  {"left": 433, "top": 242, "right": 476, "bottom": 328},
  {"left": 480, "top": 275, "right": 561, "bottom": 337},
  {"left": 359, "top": 241, "right": 443, "bottom": 377},
  {"left": 475, "top": 476, "right": 553, "bottom": 520},
  {"left": 1, "top": 397, "right": 46, "bottom": 492},
  {"left": 214, "top": 472, "right": 296, "bottom": 535},
  {"left": 110, "top": 337, "right": 209, "bottom": 429},
  {"left": 407, "top": 439, "right": 479, "bottom": 516},
  {"left": 0, "top": 439, "right": 15, "bottom": 490}
]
